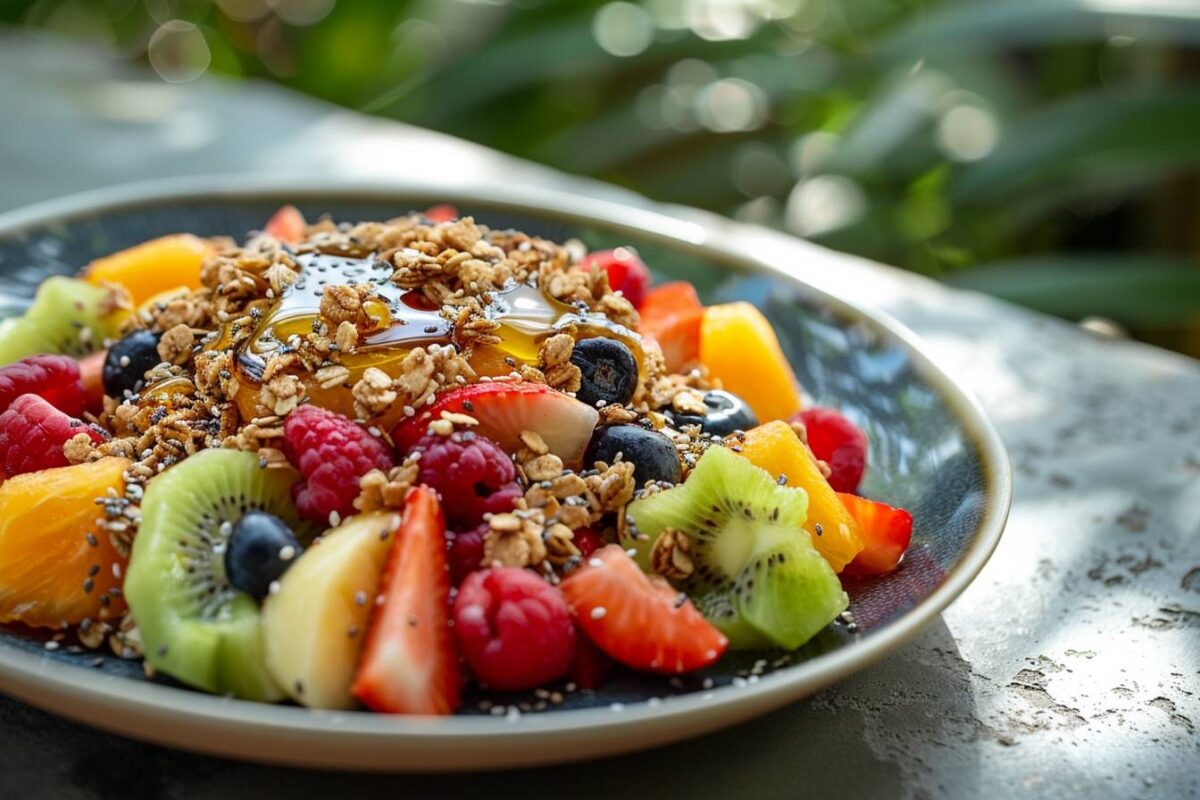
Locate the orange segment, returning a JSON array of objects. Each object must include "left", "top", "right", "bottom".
[
  {"left": 699, "top": 302, "right": 802, "bottom": 422},
  {"left": 736, "top": 421, "right": 863, "bottom": 572},
  {"left": 0, "top": 458, "right": 131, "bottom": 628},
  {"left": 85, "top": 234, "right": 214, "bottom": 305}
]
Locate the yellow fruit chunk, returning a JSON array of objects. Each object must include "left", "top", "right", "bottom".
[
  {"left": 736, "top": 421, "right": 863, "bottom": 572},
  {"left": 0, "top": 458, "right": 132, "bottom": 628},
  {"left": 261, "top": 512, "right": 401, "bottom": 709},
  {"left": 700, "top": 302, "right": 802, "bottom": 422},
  {"left": 85, "top": 234, "right": 213, "bottom": 305}
]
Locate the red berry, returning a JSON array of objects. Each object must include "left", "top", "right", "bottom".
[
  {"left": 560, "top": 545, "right": 727, "bottom": 674},
  {"left": 639, "top": 282, "right": 703, "bottom": 372},
  {"left": 0, "top": 355, "right": 88, "bottom": 417},
  {"left": 263, "top": 205, "right": 306, "bottom": 244},
  {"left": 410, "top": 431, "right": 518, "bottom": 527},
  {"left": 582, "top": 248, "right": 650, "bottom": 309},
  {"left": 0, "top": 394, "right": 106, "bottom": 479},
  {"left": 447, "top": 523, "right": 487, "bottom": 586},
  {"left": 453, "top": 567, "right": 576, "bottom": 692},
  {"left": 568, "top": 633, "right": 614, "bottom": 691},
  {"left": 572, "top": 526, "right": 605, "bottom": 558},
  {"left": 352, "top": 487, "right": 461, "bottom": 714},
  {"left": 390, "top": 382, "right": 599, "bottom": 470},
  {"left": 796, "top": 407, "right": 868, "bottom": 493},
  {"left": 839, "top": 493, "right": 913, "bottom": 577},
  {"left": 282, "top": 405, "right": 393, "bottom": 525},
  {"left": 424, "top": 204, "right": 459, "bottom": 223}
]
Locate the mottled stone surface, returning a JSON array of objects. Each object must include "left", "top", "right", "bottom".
[{"left": 0, "top": 33, "right": 1196, "bottom": 800}]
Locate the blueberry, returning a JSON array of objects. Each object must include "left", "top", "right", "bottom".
[
  {"left": 224, "top": 511, "right": 301, "bottom": 599},
  {"left": 570, "top": 338, "right": 637, "bottom": 408},
  {"left": 585, "top": 424, "right": 681, "bottom": 486},
  {"left": 666, "top": 390, "right": 759, "bottom": 437},
  {"left": 102, "top": 329, "right": 162, "bottom": 398}
]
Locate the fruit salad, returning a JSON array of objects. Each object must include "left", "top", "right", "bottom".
[{"left": 0, "top": 206, "right": 914, "bottom": 713}]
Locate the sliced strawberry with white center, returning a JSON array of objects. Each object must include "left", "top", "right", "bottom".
[
  {"left": 390, "top": 382, "right": 599, "bottom": 468},
  {"left": 351, "top": 486, "right": 461, "bottom": 715},
  {"left": 560, "top": 545, "right": 728, "bottom": 675}
]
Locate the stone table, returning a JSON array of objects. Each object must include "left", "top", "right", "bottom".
[{"left": 0, "top": 33, "right": 1196, "bottom": 800}]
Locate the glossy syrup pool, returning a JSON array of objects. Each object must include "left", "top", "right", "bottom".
[
  {"left": 228, "top": 252, "right": 643, "bottom": 419},
  {"left": 0, "top": 196, "right": 989, "bottom": 715}
]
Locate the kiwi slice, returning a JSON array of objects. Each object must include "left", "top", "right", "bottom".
[
  {"left": 124, "top": 449, "right": 313, "bottom": 701},
  {"left": 627, "top": 444, "right": 848, "bottom": 650},
  {"left": 0, "top": 277, "right": 125, "bottom": 365}
]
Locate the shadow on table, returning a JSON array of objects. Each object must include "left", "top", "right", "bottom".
[{"left": 0, "top": 619, "right": 982, "bottom": 800}]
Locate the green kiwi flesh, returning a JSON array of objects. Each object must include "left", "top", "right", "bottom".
[
  {"left": 0, "top": 277, "right": 124, "bottom": 365},
  {"left": 627, "top": 444, "right": 848, "bottom": 650},
  {"left": 124, "top": 448, "right": 312, "bottom": 700}
]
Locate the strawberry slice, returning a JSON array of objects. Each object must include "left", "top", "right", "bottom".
[
  {"left": 639, "top": 282, "right": 703, "bottom": 373},
  {"left": 263, "top": 205, "right": 306, "bottom": 244},
  {"left": 838, "top": 493, "right": 913, "bottom": 577},
  {"left": 560, "top": 545, "right": 727, "bottom": 675},
  {"left": 424, "top": 204, "right": 459, "bottom": 223},
  {"left": 390, "top": 382, "right": 599, "bottom": 468},
  {"left": 581, "top": 248, "right": 650, "bottom": 309},
  {"left": 351, "top": 487, "right": 461, "bottom": 715}
]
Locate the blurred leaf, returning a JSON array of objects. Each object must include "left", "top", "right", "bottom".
[
  {"left": 944, "top": 254, "right": 1200, "bottom": 326},
  {"left": 952, "top": 87, "right": 1200, "bottom": 202},
  {"left": 878, "top": 0, "right": 1200, "bottom": 60}
]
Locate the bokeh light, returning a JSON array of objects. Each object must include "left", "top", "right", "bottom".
[
  {"left": 593, "top": 2, "right": 655, "bottom": 58},
  {"left": 147, "top": 20, "right": 210, "bottom": 83},
  {"left": 786, "top": 174, "right": 865, "bottom": 236}
]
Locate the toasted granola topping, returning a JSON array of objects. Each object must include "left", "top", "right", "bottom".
[
  {"left": 650, "top": 527, "right": 694, "bottom": 580},
  {"left": 63, "top": 432, "right": 98, "bottom": 464},
  {"left": 320, "top": 284, "right": 363, "bottom": 326},
  {"left": 157, "top": 324, "right": 195, "bottom": 365},
  {"left": 539, "top": 333, "right": 581, "bottom": 393},
  {"left": 355, "top": 456, "right": 420, "bottom": 512},
  {"left": 335, "top": 320, "right": 359, "bottom": 353},
  {"left": 484, "top": 510, "right": 548, "bottom": 568}
]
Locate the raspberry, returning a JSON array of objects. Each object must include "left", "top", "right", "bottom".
[
  {"left": 410, "top": 431, "right": 519, "bottom": 526},
  {"left": 282, "top": 405, "right": 393, "bottom": 525},
  {"left": 0, "top": 394, "right": 106, "bottom": 479},
  {"left": 572, "top": 526, "right": 605, "bottom": 558},
  {"left": 795, "top": 407, "right": 868, "bottom": 493},
  {"left": 0, "top": 355, "right": 87, "bottom": 417},
  {"left": 447, "top": 524, "right": 487, "bottom": 586},
  {"left": 452, "top": 567, "right": 576, "bottom": 691}
]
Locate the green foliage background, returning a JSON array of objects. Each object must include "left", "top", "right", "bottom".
[{"left": 5, "top": 0, "right": 1200, "bottom": 355}]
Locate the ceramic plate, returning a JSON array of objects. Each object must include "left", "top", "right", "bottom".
[{"left": 0, "top": 179, "right": 1010, "bottom": 771}]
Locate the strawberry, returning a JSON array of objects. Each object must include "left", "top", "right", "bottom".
[
  {"left": 424, "top": 204, "right": 459, "bottom": 223},
  {"left": 639, "top": 282, "right": 703, "bottom": 373},
  {"left": 582, "top": 248, "right": 650, "bottom": 309},
  {"left": 351, "top": 487, "right": 461, "bottom": 714},
  {"left": 559, "top": 545, "right": 727, "bottom": 674},
  {"left": 838, "top": 493, "right": 913, "bottom": 577},
  {"left": 263, "top": 205, "right": 306, "bottom": 244},
  {"left": 797, "top": 407, "right": 868, "bottom": 493},
  {"left": 391, "top": 382, "right": 599, "bottom": 469}
]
